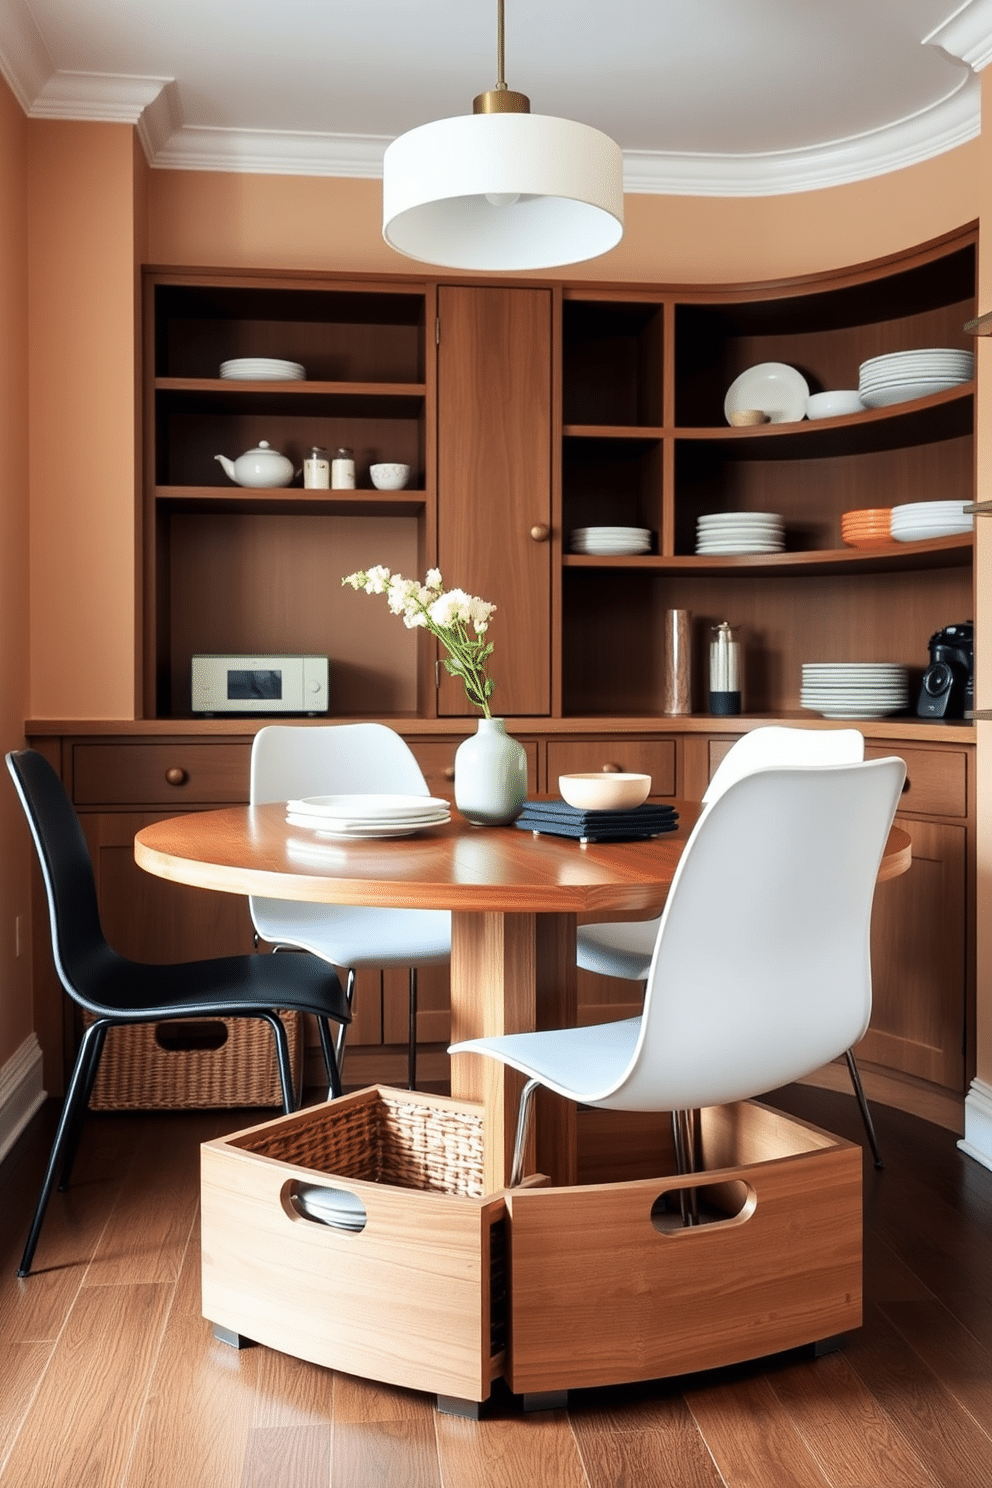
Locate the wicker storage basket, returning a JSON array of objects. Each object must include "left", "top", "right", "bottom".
[
  {"left": 201, "top": 1086, "right": 505, "bottom": 1404},
  {"left": 84, "top": 1010, "right": 303, "bottom": 1110}
]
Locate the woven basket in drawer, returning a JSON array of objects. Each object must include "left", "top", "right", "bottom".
[
  {"left": 237, "top": 1085, "right": 486, "bottom": 1197},
  {"left": 83, "top": 1010, "right": 303, "bottom": 1110}
]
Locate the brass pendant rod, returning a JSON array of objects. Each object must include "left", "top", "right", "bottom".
[{"left": 497, "top": 0, "right": 506, "bottom": 88}]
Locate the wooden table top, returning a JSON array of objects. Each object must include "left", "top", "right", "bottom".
[{"left": 134, "top": 802, "right": 912, "bottom": 916}]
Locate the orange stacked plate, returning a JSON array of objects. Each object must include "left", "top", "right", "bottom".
[{"left": 840, "top": 508, "right": 892, "bottom": 548}]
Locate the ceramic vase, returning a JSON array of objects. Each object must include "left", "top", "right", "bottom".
[{"left": 454, "top": 718, "right": 528, "bottom": 826}]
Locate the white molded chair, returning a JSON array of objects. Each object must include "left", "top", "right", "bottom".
[
  {"left": 451, "top": 758, "right": 906, "bottom": 1191},
  {"left": 575, "top": 726, "right": 886, "bottom": 1165},
  {"left": 249, "top": 724, "right": 451, "bottom": 1089}
]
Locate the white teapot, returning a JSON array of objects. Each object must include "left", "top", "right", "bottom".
[{"left": 215, "top": 440, "right": 294, "bottom": 488}]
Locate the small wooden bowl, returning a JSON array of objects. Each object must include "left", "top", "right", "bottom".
[{"left": 727, "top": 409, "right": 769, "bottom": 427}]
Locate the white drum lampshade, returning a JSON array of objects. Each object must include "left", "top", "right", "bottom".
[{"left": 382, "top": 110, "right": 624, "bottom": 272}]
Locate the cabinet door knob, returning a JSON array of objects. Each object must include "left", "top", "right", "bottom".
[
  {"left": 602, "top": 762, "right": 623, "bottom": 774},
  {"left": 165, "top": 767, "right": 188, "bottom": 787},
  {"left": 530, "top": 523, "right": 550, "bottom": 542}
]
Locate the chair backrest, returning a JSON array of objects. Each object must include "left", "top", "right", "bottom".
[
  {"left": 6, "top": 749, "right": 111, "bottom": 1007},
  {"left": 250, "top": 723, "right": 430, "bottom": 805},
  {"left": 597, "top": 758, "right": 906, "bottom": 1112},
  {"left": 703, "top": 725, "right": 864, "bottom": 804}
]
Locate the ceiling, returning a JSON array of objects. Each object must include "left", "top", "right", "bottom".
[{"left": 2, "top": 0, "right": 992, "bottom": 195}]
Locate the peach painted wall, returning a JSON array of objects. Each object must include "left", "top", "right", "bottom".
[
  {"left": 0, "top": 76, "right": 33, "bottom": 1068},
  {"left": 146, "top": 142, "right": 978, "bottom": 285},
  {"left": 27, "top": 120, "right": 140, "bottom": 720}
]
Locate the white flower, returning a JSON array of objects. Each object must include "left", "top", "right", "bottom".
[
  {"left": 425, "top": 568, "right": 443, "bottom": 591},
  {"left": 364, "top": 564, "right": 392, "bottom": 595}
]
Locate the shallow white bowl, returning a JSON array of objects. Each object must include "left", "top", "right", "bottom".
[
  {"left": 559, "top": 772, "right": 651, "bottom": 811},
  {"left": 369, "top": 463, "right": 411, "bottom": 490},
  {"left": 806, "top": 390, "right": 864, "bottom": 420}
]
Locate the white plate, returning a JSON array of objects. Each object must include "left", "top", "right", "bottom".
[
  {"left": 859, "top": 348, "right": 973, "bottom": 370},
  {"left": 724, "top": 363, "right": 810, "bottom": 425},
  {"left": 697, "top": 516, "right": 782, "bottom": 529},
  {"left": 572, "top": 526, "right": 650, "bottom": 537},
  {"left": 287, "top": 793, "right": 449, "bottom": 820},
  {"left": 696, "top": 543, "right": 784, "bottom": 555},
  {"left": 286, "top": 813, "right": 450, "bottom": 839},
  {"left": 892, "top": 501, "right": 970, "bottom": 513},
  {"left": 220, "top": 357, "right": 306, "bottom": 380},
  {"left": 860, "top": 378, "right": 969, "bottom": 408}
]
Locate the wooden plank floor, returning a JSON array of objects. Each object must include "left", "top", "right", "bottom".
[{"left": 1, "top": 1083, "right": 990, "bottom": 1487}]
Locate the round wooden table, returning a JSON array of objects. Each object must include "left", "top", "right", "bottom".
[{"left": 135, "top": 803, "right": 911, "bottom": 1190}]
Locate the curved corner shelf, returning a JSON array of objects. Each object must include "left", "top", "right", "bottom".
[{"left": 562, "top": 532, "right": 972, "bottom": 577}]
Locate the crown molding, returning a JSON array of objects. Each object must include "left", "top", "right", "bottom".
[
  {"left": 0, "top": 0, "right": 985, "bottom": 196},
  {"left": 924, "top": 0, "right": 992, "bottom": 71}
]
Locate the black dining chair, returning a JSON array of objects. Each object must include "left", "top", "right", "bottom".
[{"left": 7, "top": 748, "right": 351, "bottom": 1277}]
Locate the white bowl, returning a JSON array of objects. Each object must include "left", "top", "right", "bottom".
[
  {"left": 806, "top": 390, "right": 864, "bottom": 420},
  {"left": 558, "top": 773, "right": 651, "bottom": 811},
  {"left": 369, "top": 463, "right": 411, "bottom": 490}
]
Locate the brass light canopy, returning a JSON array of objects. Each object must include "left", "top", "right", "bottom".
[{"left": 382, "top": 0, "right": 624, "bottom": 272}]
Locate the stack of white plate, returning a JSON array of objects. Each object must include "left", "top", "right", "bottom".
[
  {"left": 293, "top": 1185, "right": 367, "bottom": 1231},
  {"left": 890, "top": 500, "right": 973, "bottom": 542},
  {"left": 285, "top": 793, "right": 450, "bottom": 839},
  {"left": 801, "top": 663, "right": 908, "bottom": 720},
  {"left": 570, "top": 526, "right": 651, "bottom": 555},
  {"left": 696, "top": 512, "right": 784, "bottom": 556},
  {"left": 219, "top": 357, "right": 306, "bottom": 381},
  {"left": 858, "top": 349, "right": 973, "bottom": 409}
]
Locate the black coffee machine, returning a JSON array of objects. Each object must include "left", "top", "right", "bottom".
[{"left": 916, "top": 621, "right": 974, "bottom": 718}]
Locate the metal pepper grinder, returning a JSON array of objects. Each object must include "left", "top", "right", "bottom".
[{"left": 709, "top": 622, "right": 741, "bottom": 715}]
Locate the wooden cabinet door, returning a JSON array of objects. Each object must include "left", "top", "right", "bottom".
[{"left": 436, "top": 285, "right": 553, "bottom": 717}]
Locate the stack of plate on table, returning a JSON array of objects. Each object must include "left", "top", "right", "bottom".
[
  {"left": 219, "top": 357, "right": 306, "bottom": 381},
  {"left": 800, "top": 663, "right": 908, "bottom": 720},
  {"left": 696, "top": 512, "right": 784, "bottom": 555},
  {"left": 841, "top": 508, "right": 892, "bottom": 548},
  {"left": 285, "top": 793, "right": 450, "bottom": 839},
  {"left": 293, "top": 1185, "right": 367, "bottom": 1231},
  {"left": 857, "top": 348, "right": 973, "bottom": 409},
  {"left": 570, "top": 526, "right": 651, "bottom": 555},
  {"left": 890, "top": 500, "right": 973, "bottom": 542}
]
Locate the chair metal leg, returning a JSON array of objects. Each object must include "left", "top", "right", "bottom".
[
  {"left": 510, "top": 1078, "right": 541, "bottom": 1187},
  {"left": 335, "top": 968, "right": 357, "bottom": 1079},
  {"left": 408, "top": 967, "right": 418, "bottom": 1090},
  {"left": 316, "top": 1017, "right": 343, "bottom": 1099},
  {"left": 845, "top": 1048, "right": 883, "bottom": 1168},
  {"left": 58, "top": 1020, "right": 109, "bottom": 1191},
  {"left": 19, "top": 1019, "right": 109, "bottom": 1277},
  {"left": 671, "top": 1108, "right": 700, "bottom": 1226},
  {"left": 259, "top": 1011, "right": 297, "bottom": 1114}
]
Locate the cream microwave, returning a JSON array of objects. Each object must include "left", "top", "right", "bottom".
[{"left": 191, "top": 654, "right": 329, "bottom": 714}]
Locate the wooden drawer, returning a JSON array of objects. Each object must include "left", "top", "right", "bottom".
[
  {"left": 866, "top": 743, "right": 967, "bottom": 818},
  {"left": 546, "top": 738, "right": 676, "bottom": 798},
  {"left": 71, "top": 742, "right": 250, "bottom": 807},
  {"left": 406, "top": 737, "right": 540, "bottom": 799}
]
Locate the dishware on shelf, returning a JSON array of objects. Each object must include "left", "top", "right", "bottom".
[
  {"left": 800, "top": 662, "right": 908, "bottom": 719},
  {"left": 727, "top": 409, "right": 769, "bottom": 427},
  {"left": 219, "top": 357, "right": 306, "bottom": 381},
  {"left": 303, "top": 445, "right": 330, "bottom": 489},
  {"left": 857, "top": 348, "right": 974, "bottom": 409},
  {"left": 369, "top": 462, "right": 412, "bottom": 490},
  {"left": 215, "top": 440, "right": 295, "bottom": 488},
  {"left": 570, "top": 525, "right": 651, "bottom": 555},
  {"left": 724, "top": 363, "right": 810, "bottom": 425},
  {"left": 285, "top": 792, "right": 451, "bottom": 839},
  {"left": 890, "top": 500, "right": 973, "bottom": 542},
  {"left": 558, "top": 772, "right": 652, "bottom": 811},
  {"left": 806, "top": 390, "right": 864, "bottom": 420},
  {"left": 709, "top": 622, "right": 741, "bottom": 714},
  {"left": 696, "top": 512, "right": 784, "bottom": 556},
  {"left": 840, "top": 508, "right": 892, "bottom": 548}
]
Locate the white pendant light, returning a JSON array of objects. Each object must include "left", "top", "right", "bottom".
[{"left": 382, "top": 0, "right": 624, "bottom": 272}]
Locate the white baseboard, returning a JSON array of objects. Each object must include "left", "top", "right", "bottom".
[
  {"left": 958, "top": 1078, "right": 992, "bottom": 1171},
  {"left": 0, "top": 1034, "right": 47, "bottom": 1165}
]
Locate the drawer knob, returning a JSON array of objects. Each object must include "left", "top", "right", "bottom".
[
  {"left": 165, "top": 767, "right": 188, "bottom": 787},
  {"left": 444, "top": 765, "right": 456, "bottom": 781},
  {"left": 602, "top": 762, "right": 623, "bottom": 774},
  {"left": 530, "top": 523, "right": 550, "bottom": 543}
]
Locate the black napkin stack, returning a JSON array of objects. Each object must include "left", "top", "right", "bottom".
[{"left": 514, "top": 799, "right": 679, "bottom": 843}]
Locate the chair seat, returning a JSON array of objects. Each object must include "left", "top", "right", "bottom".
[
  {"left": 252, "top": 897, "right": 451, "bottom": 970},
  {"left": 451, "top": 1018, "right": 642, "bottom": 1106},
  {"left": 70, "top": 943, "right": 352, "bottom": 1023}
]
